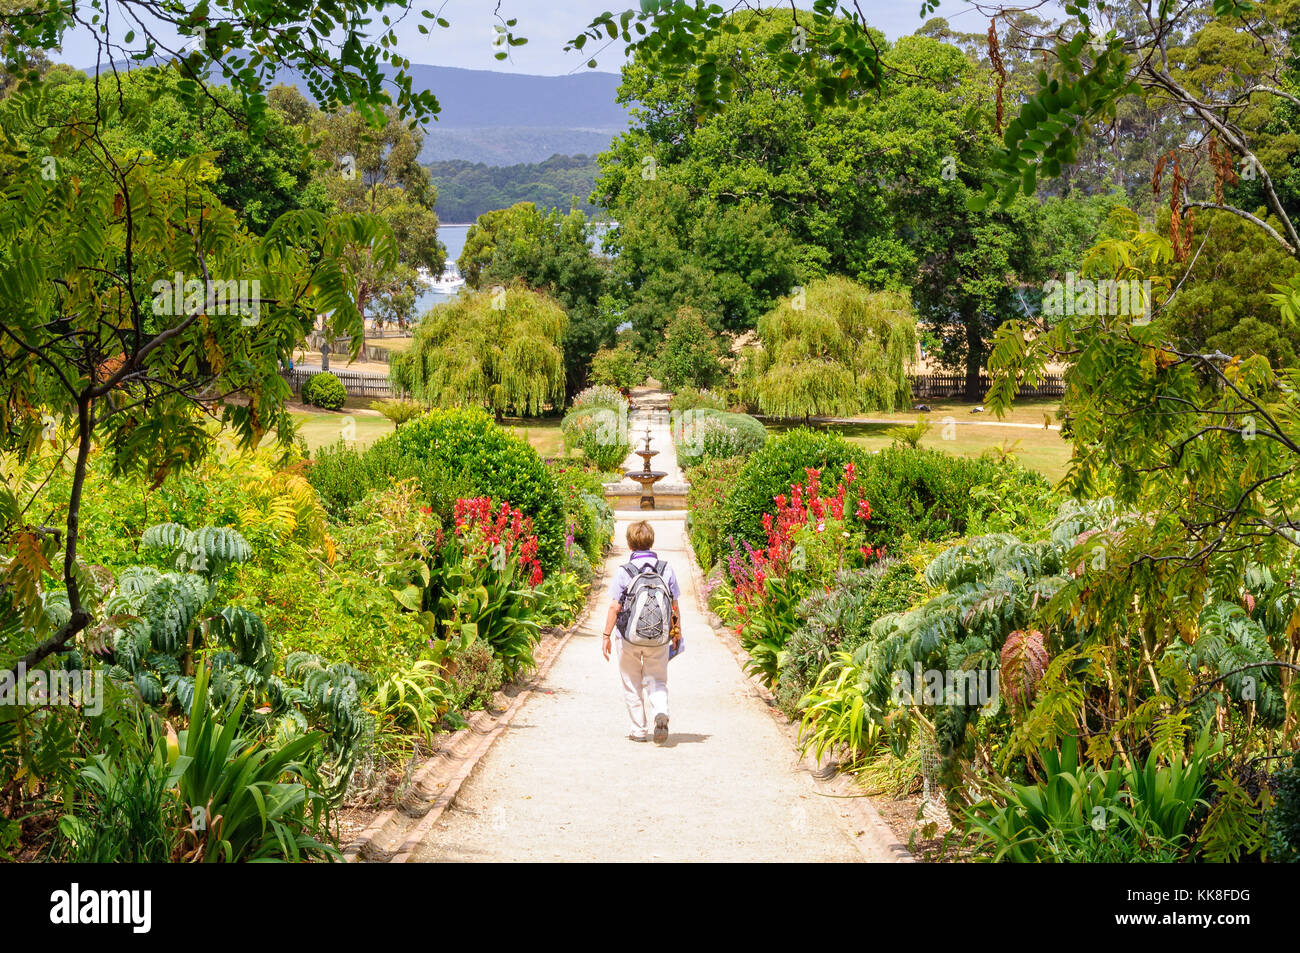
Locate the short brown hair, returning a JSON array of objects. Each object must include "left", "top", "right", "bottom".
[{"left": 626, "top": 520, "right": 655, "bottom": 551}]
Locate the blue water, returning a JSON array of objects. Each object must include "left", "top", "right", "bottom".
[
  {"left": 413, "top": 221, "right": 613, "bottom": 319},
  {"left": 413, "top": 224, "right": 471, "bottom": 317}
]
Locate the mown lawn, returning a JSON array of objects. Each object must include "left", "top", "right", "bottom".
[
  {"left": 286, "top": 409, "right": 570, "bottom": 459},
  {"left": 836, "top": 398, "right": 1063, "bottom": 428}
]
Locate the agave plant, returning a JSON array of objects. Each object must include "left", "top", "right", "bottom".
[{"left": 175, "top": 665, "right": 338, "bottom": 862}]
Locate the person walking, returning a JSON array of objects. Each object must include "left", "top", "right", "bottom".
[{"left": 602, "top": 520, "right": 681, "bottom": 744}]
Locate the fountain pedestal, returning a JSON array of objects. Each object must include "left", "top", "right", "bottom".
[{"left": 626, "top": 426, "right": 667, "bottom": 510}]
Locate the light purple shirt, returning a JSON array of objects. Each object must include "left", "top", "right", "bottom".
[{"left": 608, "top": 551, "right": 681, "bottom": 606}]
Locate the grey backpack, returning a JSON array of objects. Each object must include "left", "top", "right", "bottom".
[{"left": 616, "top": 560, "right": 673, "bottom": 647}]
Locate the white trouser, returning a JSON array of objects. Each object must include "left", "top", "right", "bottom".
[{"left": 615, "top": 637, "right": 669, "bottom": 735}]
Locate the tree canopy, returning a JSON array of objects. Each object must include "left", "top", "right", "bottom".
[
  {"left": 391, "top": 285, "right": 568, "bottom": 419},
  {"left": 746, "top": 277, "right": 917, "bottom": 420}
]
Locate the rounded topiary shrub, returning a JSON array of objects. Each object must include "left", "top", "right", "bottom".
[
  {"left": 302, "top": 371, "right": 346, "bottom": 410},
  {"left": 674, "top": 408, "right": 767, "bottom": 467},
  {"left": 388, "top": 407, "right": 566, "bottom": 568}
]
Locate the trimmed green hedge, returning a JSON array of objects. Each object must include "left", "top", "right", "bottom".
[{"left": 309, "top": 407, "right": 566, "bottom": 568}]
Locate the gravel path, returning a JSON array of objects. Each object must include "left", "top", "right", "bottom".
[{"left": 410, "top": 512, "right": 888, "bottom": 863}]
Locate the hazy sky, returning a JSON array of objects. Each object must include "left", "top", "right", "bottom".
[{"left": 58, "top": 1, "right": 1008, "bottom": 76}]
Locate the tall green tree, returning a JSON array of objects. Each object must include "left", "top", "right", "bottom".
[
  {"left": 0, "top": 100, "right": 388, "bottom": 677},
  {"left": 391, "top": 285, "right": 567, "bottom": 420},
  {"left": 315, "top": 107, "right": 445, "bottom": 346},
  {"left": 747, "top": 277, "right": 917, "bottom": 420},
  {"left": 656, "top": 307, "right": 726, "bottom": 391},
  {"left": 458, "top": 201, "right": 613, "bottom": 395}
]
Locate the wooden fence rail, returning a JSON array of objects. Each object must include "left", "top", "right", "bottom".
[
  {"left": 282, "top": 368, "right": 394, "bottom": 399},
  {"left": 907, "top": 372, "right": 1065, "bottom": 400}
]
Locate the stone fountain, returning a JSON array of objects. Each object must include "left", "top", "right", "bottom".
[{"left": 625, "top": 424, "right": 668, "bottom": 510}]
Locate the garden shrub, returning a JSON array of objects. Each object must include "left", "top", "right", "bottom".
[
  {"left": 302, "top": 371, "right": 347, "bottom": 410},
  {"left": 669, "top": 387, "right": 727, "bottom": 412},
  {"left": 445, "top": 639, "right": 505, "bottom": 712},
  {"left": 562, "top": 387, "right": 631, "bottom": 472},
  {"left": 674, "top": 408, "right": 767, "bottom": 467},
  {"left": 308, "top": 437, "right": 468, "bottom": 519},
  {"left": 546, "top": 459, "right": 615, "bottom": 562},
  {"left": 851, "top": 447, "right": 1047, "bottom": 551},
  {"left": 720, "top": 428, "right": 866, "bottom": 549},
  {"left": 775, "top": 561, "right": 926, "bottom": 720},
  {"left": 684, "top": 456, "right": 746, "bottom": 572},
  {"left": 313, "top": 407, "right": 566, "bottom": 568},
  {"left": 569, "top": 384, "right": 627, "bottom": 412},
  {"left": 721, "top": 430, "right": 1053, "bottom": 556},
  {"left": 393, "top": 409, "right": 565, "bottom": 568}
]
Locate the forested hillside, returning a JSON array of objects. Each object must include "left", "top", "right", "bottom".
[{"left": 428, "top": 154, "right": 601, "bottom": 222}]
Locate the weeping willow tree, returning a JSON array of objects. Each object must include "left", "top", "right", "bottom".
[
  {"left": 391, "top": 284, "right": 567, "bottom": 419},
  {"left": 749, "top": 277, "right": 916, "bottom": 420}
]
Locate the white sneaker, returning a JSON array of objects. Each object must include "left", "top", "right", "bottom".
[{"left": 629, "top": 732, "right": 648, "bottom": 742}]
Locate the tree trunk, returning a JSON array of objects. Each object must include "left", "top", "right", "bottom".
[
  {"left": 965, "top": 311, "right": 984, "bottom": 403},
  {"left": 4, "top": 397, "right": 93, "bottom": 683}
]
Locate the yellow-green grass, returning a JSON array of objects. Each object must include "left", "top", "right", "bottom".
[
  {"left": 501, "top": 417, "right": 567, "bottom": 458},
  {"left": 767, "top": 419, "right": 1071, "bottom": 483},
  {"left": 843, "top": 398, "right": 1063, "bottom": 428},
  {"left": 365, "top": 335, "right": 416, "bottom": 355},
  {"left": 286, "top": 409, "right": 570, "bottom": 460},
  {"left": 287, "top": 410, "right": 394, "bottom": 451}
]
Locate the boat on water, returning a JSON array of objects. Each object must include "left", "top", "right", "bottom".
[{"left": 420, "top": 263, "right": 465, "bottom": 295}]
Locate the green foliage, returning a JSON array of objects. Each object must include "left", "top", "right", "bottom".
[
  {"left": 797, "top": 652, "right": 879, "bottom": 764},
  {"left": 314, "top": 107, "right": 444, "bottom": 334},
  {"left": 749, "top": 279, "right": 917, "bottom": 418},
  {"left": 175, "top": 665, "right": 337, "bottom": 862},
  {"left": 443, "top": 639, "right": 505, "bottom": 713},
  {"left": 964, "top": 734, "right": 1217, "bottom": 863},
  {"left": 562, "top": 387, "right": 632, "bottom": 472},
  {"left": 656, "top": 306, "right": 727, "bottom": 390},
  {"left": 370, "top": 660, "right": 451, "bottom": 758},
  {"left": 684, "top": 456, "right": 746, "bottom": 572},
  {"left": 301, "top": 372, "right": 347, "bottom": 411},
  {"left": 428, "top": 155, "right": 601, "bottom": 223},
  {"left": 886, "top": 418, "right": 931, "bottom": 449},
  {"left": 455, "top": 202, "right": 612, "bottom": 394},
  {"left": 589, "top": 342, "right": 647, "bottom": 390},
  {"left": 853, "top": 448, "right": 1053, "bottom": 553},
  {"left": 673, "top": 408, "right": 767, "bottom": 467},
  {"left": 547, "top": 459, "right": 616, "bottom": 563},
  {"left": 56, "top": 734, "right": 183, "bottom": 863},
  {"left": 362, "top": 407, "right": 565, "bottom": 568},
  {"left": 723, "top": 433, "right": 1035, "bottom": 556},
  {"left": 721, "top": 428, "right": 866, "bottom": 549},
  {"left": 370, "top": 398, "right": 424, "bottom": 428},
  {"left": 1269, "top": 754, "right": 1300, "bottom": 862},
  {"left": 391, "top": 285, "right": 567, "bottom": 417},
  {"left": 669, "top": 387, "right": 727, "bottom": 412},
  {"left": 778, "top": 562, "right": 925, "bottom": 720}
]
